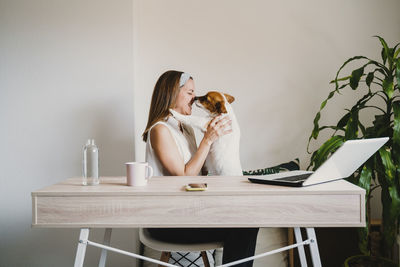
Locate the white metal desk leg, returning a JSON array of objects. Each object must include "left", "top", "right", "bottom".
[
  {"left": 306, "top": 228, "right": 322, "bottom": 267},
  {"left": 74, "top": 228, "right": 90, "bottom": 267},
  {"left": 99, "top": 228, "right": 112, "bottom": 267},
  {"left": 294, "top": 227, "right": 308, "bottom": 267}
]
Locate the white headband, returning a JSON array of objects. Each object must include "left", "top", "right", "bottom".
[{"left": 179, "top": 72, "right": 191, "bottom": 87}]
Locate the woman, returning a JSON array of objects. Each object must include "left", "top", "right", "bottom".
[{"left": 142, "top": 70, "right": 259, "bottom": 267}]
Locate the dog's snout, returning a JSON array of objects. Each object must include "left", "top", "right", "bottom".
[
  {"left": 192, "top": 96, "right": 204, "bottom": 104},
  {"left": 195, "top": 95, "right": 207, "bottom": 102},
  {"left": 190, "top": 97, "right": 197, "bottom": 105}
]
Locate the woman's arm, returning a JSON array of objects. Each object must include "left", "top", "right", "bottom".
[{"left": 150, "top": 116, "right": 232, "bottom": 176}]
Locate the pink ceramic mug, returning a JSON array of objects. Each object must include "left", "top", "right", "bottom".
[{"left": 125, "top": 162, "right": 153, "bottom": 186}]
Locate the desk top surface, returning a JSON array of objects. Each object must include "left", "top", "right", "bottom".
[
  {"left": 32, "top": 176, "right": 364, "bottom": 196},
  {"left": 32, "top": 177, "right": 365, "bottom": 228}
]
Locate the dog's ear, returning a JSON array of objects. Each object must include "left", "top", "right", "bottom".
[
  {"left": 215, "top": 102, "right": 227, "bottom": 114},
  {"left": 224, "top": 93, "right": 235, "bottom": 104}
]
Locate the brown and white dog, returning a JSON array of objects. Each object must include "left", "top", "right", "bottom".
[{"left": 170, "top": 91, "right": 242, "bottom": 176}]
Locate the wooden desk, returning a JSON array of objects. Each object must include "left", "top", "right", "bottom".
[{"left": 31, "top": 176, "right": 365, "bottom": 267}]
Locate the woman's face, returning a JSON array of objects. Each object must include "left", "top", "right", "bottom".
[{"left": 173, "top": 79, "right": 195, "bottom": 115}]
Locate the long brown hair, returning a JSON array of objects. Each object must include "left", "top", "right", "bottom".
[{"left": 142, "top": 70, "right": 191, "bottom": 142}]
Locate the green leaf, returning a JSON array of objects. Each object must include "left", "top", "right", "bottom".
[
  {"left": 345, "top": 111, "right": 359, "bottom": 139},
  {"left": 382, "top": 77, "right": 394, "bottom": 99},
  {"left": 350, "top": 67, "right": 364, "bottom": 89},
  {"left": 363, "top": 59, "right": 391, "bottom": 77},
  {"left": 318, "top": 125, "right": 345, "bottom": 132},
  {"left": 389, "top": 48, "right": 395, "bottom": 59},
  {"left": 379, "top": 147, "right": 395, "bottom": 185},
  {"left": 371, "top": 114, "right": 392, "bottom": 137},
  {"left": 359, "top": 164, "right": 373, "bottom": 194},
  {"left": 392, "top": 101, "right": 400, "bottom": 165},
  {"left": 381, "top": 47, "right": 387, "bottom": 65},
  {"left": 396, "top": 58, "right": 400, "bottom": 89},
  {"left": 364, "top": 59, "right": 392, "bottom": 77},
  {"left": 309, "top": 87, "right": 347, "bottom": 147},
  {"left": 375, "top": 35, "right": 392, "bottom": 67},
  {"left": 311, "top": 112, "right": 321, "bottom": 139},
  {"left": 359, "top": 60, "right": 389, "bottom": 81},
  {"left": 377, "top": 148, "right": 400, "bottom": 256},
  {"left": 320, "top": 91, "right": 335, "bottom": 109},
  {"left": 338, "top": 83, "right": 349, "bottom": 90},
  {"left": 366, "top": 72, "right": 374, "bottom": 88},
  {"left": 310, "top": 136, "right": 345, "bottom": 170},
  {"left": 393, "top": 43, "right": 400, "bottom": 56},
  {"left": 334, "top": 56, "right": 369, "bottom": 90},
  {"left": 381, "top": 185, "right": 400, "bottom": 256},
  {"left": 375, "top": 68, "right": 387, "bottom": 77},
  {"left": 357, "top": 164, "right": 372, "bottom": 255},
  {"left": 335, "top": 91, "right": 376, "bottom": 138},
  {"left": 330, "top": 76, "right": 351, "bottom": 84},
  {"left": 337, "top": 113, "right": 351, "bottom": 128},
  {"left": 320, "top": 100, "right": 327, "bottom": 110},
  {"left": 350, "top": 91, "right": 377, "bottom": 114},
  {"left": 394, "top": 46, "right": 400, "bottom": 59}
]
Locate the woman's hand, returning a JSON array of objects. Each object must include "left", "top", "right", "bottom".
[
  {"left": 150, "top": 115, "right": 232, "bottom": 176},
  {"left": 203, "top": 115, "right": 232, "bottom": 146}
]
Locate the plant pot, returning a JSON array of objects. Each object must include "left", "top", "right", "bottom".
[{"left": 344, "top": 255, "right": 396, "bottom": 267}]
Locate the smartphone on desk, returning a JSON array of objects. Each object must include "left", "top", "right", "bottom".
[{"left": 185, "top": 183, "right": 207, "bottom": 191}]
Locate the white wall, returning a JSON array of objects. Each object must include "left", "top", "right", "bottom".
[
  {"left": 134, "top": 0, "right": 400, "bottom": 170},
  {"left": 1, "top": 0, "right": 400, "bottom": 266},
  {"left": 0, "top": 0, "right": 136, "bottom": 266}
]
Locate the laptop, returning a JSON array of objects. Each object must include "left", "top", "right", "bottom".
[{"left": 248, "top": 137, "right": 389, "bottom": 187}]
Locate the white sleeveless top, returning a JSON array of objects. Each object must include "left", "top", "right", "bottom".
[
  {"left": 145, "top": 116, "right": 207, "bottom": 264},
  {"left": 145, "top": 116, "right": 198, "bottom": 176}
]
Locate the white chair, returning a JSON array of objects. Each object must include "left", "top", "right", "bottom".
[{"left": 139, "top": 228, "right": 224, "bottom": 267}]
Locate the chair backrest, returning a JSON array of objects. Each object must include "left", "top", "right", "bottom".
[{"left": 139, "top": 228, "right": 223, "bottom": 252}]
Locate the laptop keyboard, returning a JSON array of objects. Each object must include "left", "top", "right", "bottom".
[{"left": 274, "top": 173, "right": 313, "bottom": 182}]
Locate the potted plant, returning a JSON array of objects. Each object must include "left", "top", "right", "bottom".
[{"left": 308, "top": 36, "right": 399, "bottom": 266}]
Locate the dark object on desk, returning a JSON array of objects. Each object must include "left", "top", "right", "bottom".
[
  {"left": 243, "top": 158, "right": 300, "bottom": 175},
  {"left": 244, "top": 159, "right": 303, "bottom": 187},
  {"left": 248, "top": 172, "right": 312, "bottom": 187}
]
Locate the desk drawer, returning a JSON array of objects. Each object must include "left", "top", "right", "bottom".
[{"left": 32, "top": 194, "right": 364, "bottom": 228}]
